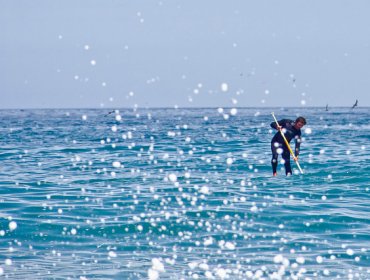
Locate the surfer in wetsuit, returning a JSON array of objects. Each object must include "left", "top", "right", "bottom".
[{"left": 270, "top": 117, "right": 306, "bottom": 176}]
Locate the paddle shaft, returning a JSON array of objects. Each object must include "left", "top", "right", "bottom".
[{"left": 271, "top": 113, "right": 304, "bottom": 174}]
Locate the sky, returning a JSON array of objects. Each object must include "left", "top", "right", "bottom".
[{"left": 1, "top": 0, "right": 370, "bottom": 109}]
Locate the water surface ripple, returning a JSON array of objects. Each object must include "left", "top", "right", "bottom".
[{"left": 0, "top": 108, "right": 369, "bottom": 279}]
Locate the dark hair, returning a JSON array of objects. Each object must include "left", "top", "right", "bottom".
[{"left": 295, "top": 116, "right": 307, "bottom": 125}]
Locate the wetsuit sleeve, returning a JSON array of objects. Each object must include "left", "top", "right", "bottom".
[
  {"left": 270, "top": 119, "right": 288, "bottom": 130},
  {"left": 294, "top": 131, "right": 302, "bottom": 156}
]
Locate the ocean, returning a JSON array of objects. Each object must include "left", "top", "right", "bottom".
[{"left": 0, "top": 107, "right": 369, "bottom": 279}]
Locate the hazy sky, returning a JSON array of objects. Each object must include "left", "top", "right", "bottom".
[{"left": 1, "top": 0, "right": 370, "bottom": 109}]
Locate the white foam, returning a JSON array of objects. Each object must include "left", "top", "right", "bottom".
[
  {"left": 148, "top": 269, "right": 159, "bottom": 280},
  {"left": 346, "top": 248, "right": 354, "bottom": 256},
  {"left": 168, "top": 173, "right": 177, "bottom": 182},
  {"left": 273, "top": 254, "right": 284, "bottom": 263},
  {"left": 200, "top": 186, "right": 210, "bottom": 194},
  {"left": 151, "top": 258, "right": 165, "bottom": 272},
  {"left": 9, "top": 221, "right": 17, "bottom": 231},
  {"left": 230, "top": 108, "right": 237, "bottom": 116},
  {"left": 108, "top": 251, "right": 117, "bottom": 258}
]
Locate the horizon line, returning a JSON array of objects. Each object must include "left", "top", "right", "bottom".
[{"left": 0, "top": 106, "right": 368, "bottom": 110}]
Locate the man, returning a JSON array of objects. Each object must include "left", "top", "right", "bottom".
[{"left": 270, "top": 117, "right": 306, "bottom": 176}]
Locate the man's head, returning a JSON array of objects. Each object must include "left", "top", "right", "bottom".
[{"left": 294, "top": 117, "right": 306, "bottom": 129}]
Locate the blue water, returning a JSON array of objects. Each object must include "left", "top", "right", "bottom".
[{"left": 0, "top": 107, "right": 369, "bottom": 279}]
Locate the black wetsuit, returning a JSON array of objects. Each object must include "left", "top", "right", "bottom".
[{"left": 270, "top": 119, "right": 302, "bottom": 175}]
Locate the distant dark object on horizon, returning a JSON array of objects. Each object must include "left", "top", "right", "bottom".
[
  {"left": 104, "top": 110, "right": 115, "bottom": 117},
  {"left": 351, "top": 99, "right": 358, "bottom": 109},
  {"left": 325, "top": 104, "right": 329, "bottom": 111}
]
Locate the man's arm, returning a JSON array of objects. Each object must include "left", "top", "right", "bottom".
[
  {"left": 270, "top": 119, "right": 289, "bottom": 130},
  {"left": 294, "top": 135, "right": 301, "bottom": 157}
]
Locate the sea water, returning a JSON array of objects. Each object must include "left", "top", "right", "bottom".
[{"left": 0, "top": 107, "right": 369, "bottom": 279}]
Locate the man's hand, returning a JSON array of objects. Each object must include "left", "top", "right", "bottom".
[{"left": 294, "top": 155, "right": 299, "bottom": 162}]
